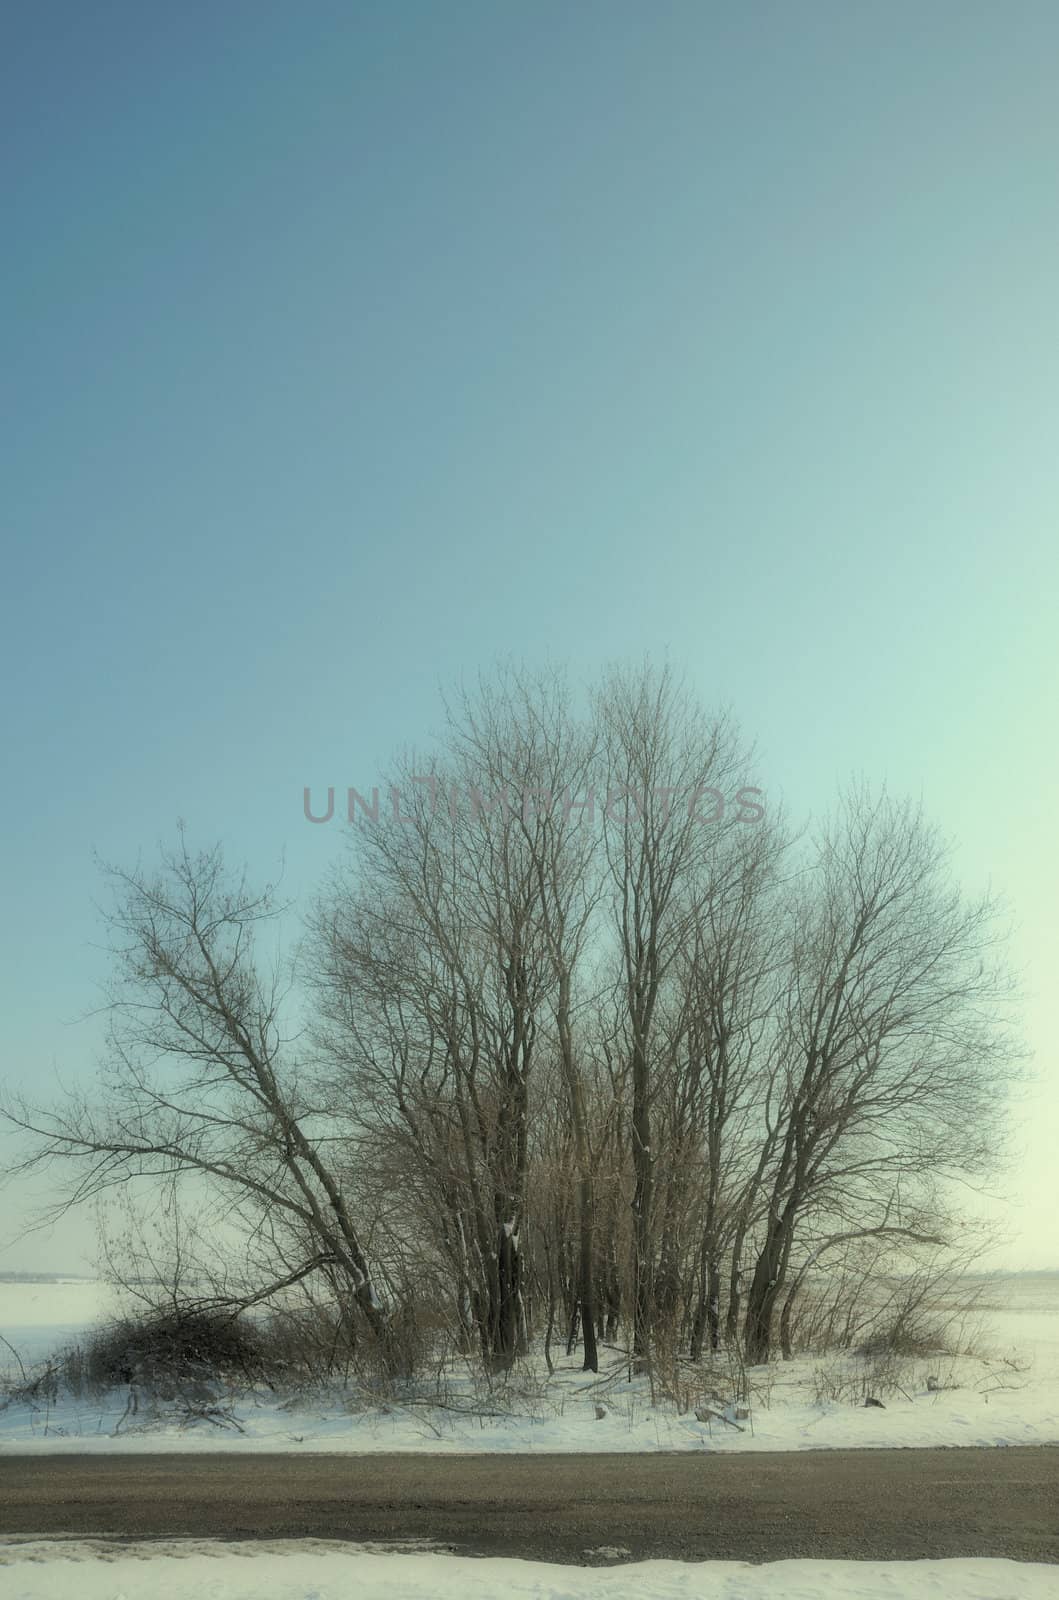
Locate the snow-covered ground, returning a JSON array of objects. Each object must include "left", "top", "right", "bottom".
[
  {"left": 0, "top": 1278, "right": 105, "bottom": 1369},
  {"left": 1, "top": 1542, "right": 1056, "bottom": 1600},
  {"left": 2, "top": 1273, "right": 1058, "bottom": 1455}
]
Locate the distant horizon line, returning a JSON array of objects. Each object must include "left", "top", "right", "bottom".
[{"left": 4, "top": 1266, "right": 1059, "bottom": 1285}]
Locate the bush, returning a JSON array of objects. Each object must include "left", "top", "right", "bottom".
[
  {"left": 56, "top": 1306, "right": 266, "bottom": 1400},
  {"left": 855, "top": 1312, "right": 952, "bottom": 1359}
]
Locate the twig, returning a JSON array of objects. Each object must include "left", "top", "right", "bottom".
[{"left": 0, "top": 1334, "right": 27, "bottom": 1385}]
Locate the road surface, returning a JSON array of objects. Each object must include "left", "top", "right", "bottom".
[{"left": 1, "top": 1449, "right": 1056, "bottom": 1564}]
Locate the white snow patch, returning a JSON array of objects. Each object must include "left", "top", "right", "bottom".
[
  {"left": 2, "top": 1274, "right": 1059, "bottom": 1457},
  {"left": 0, "top": 1542, "right": 1056, "bottom": 1600}
]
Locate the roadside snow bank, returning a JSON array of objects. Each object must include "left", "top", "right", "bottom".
[{"left": 1, "top": 1542, "right": 1056, "bottom": 1600}]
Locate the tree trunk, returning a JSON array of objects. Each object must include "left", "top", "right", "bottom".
[
  {"left": 690, "top": 1240, "right": 709, "bottom": 1361},
  {"left": 726, "top": 1239, "right": 745, "bottom": 1347},
  {"left": 578, "top": 1171, "right": 599, "bottom": 1372},
  {"left": 779, "top": 1279, "right": 798, "bottom": 1360},
  {"left": 706, "top": 1257, "right": 721, "bottom": 1351},
  {"left": 631, "top": 1042, "right": 653, "bottom": 1364},
  {"left": 495, "top": 1220, "right": 522, "bottom": 1368},
  {"left": 743, "top": 1213, "right": 793, "bottom": 1366}
]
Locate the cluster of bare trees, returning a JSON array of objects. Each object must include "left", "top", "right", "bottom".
[{"left": 2, "top": 666, "right": 1022, "bottom": 1378}]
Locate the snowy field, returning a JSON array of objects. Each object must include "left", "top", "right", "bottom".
[
  {"left": 1, "top": 1542, "right": 1057, "bottom": 1600},
  {"left": 2, "top": 1279, "right": 1057, "bottom": 1594},
  {"left": 1, "top": 1273, "right": 1058, "bottom": 1455}
]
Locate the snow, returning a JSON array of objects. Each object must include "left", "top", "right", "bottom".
[
  {"left": 0, "top": 1279, "right": 106, "bottom": 1369},
  {"left": 2, "top": 1274, "right": 1059, "bottom": 1456},
  {"left": 0, "top": 1542, "right": 1056, "bottom": 1600}
]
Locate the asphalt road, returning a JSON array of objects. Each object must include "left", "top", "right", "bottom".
[{"left": 1, "top": 1449, "right": 1056, "bottom": 1565}]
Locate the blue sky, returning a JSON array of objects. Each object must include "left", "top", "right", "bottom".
[{"left": 2, "top": 1, "right": 1057, "bottom": 1270}]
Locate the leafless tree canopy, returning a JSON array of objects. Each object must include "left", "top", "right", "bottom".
[{"left": 2, "top": 666, "right": 1023, "bottom": 1373}]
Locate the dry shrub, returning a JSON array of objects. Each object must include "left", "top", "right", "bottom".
[{"left": 67, "top": 1306, "right": 265, "bottom": 1397}]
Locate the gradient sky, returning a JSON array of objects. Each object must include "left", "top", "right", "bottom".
[{"left": 2, "top": 1, "right": 1057, "bottom": 1272}]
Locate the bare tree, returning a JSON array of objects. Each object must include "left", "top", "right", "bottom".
[
  {"left": 673, "top": 816, "right": 789, "bottom": 1358},
  {"left": 2, "top": 832, "right": 398, "bottom": 1366},
  {"left": 594, "top": 664, "right": 752, "bottom": 1363},
  {"left": 740, "top": 787, "right": 1021, "bottom": 1364},
  {"left": 312, "top": 679, "right": 568, "bottom": 1368},
  {"left": 1, "top": 677, "right": 1024, "bottom": 1391},
  {"left": 452, "top": 671, "right": 606, "bottom": 1368}
]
